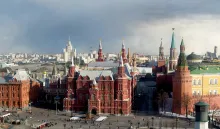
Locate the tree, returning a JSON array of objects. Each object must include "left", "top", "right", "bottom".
[
  {"left": 210, "top": 103, "right": 220, "bottom": 122},
  {"left": 181, "top": 93, "right": 192, "bottom": 118},
  {"left": 157, "top": 90, "right": 169, "bottom": 113}
]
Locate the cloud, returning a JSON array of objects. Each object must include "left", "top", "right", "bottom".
[{"left": 0, "top": 0, "right": 220, "bottom": 55}]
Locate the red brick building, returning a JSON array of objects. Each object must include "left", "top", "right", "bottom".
[
  {"left": 0, "top": 69, "right": 41, "bottom": 109},
  {"left": 63, "top": 55, "right": 135, "bottom": 115}
]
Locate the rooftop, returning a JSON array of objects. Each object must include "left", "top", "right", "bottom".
[
  {"left": 189, "top": 65, "right": 220, "bottom": 74},
  {"left": 79, "top": 70, "right": 113, "bottom": 80}
]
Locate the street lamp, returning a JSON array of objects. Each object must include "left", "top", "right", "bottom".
[
  {"left": 151, "top": 117, "right": 154, "bottom": 127},
  {"left": 63, "top": 123, "right": 66, "bottom": 129},
  {"left": 176, "top": 117, "right": 179, "bottom": 129},
  {"left": 29, "top": 102, "right": 32, "bottom": 112},
  {"left": 54, "top": 95, "right": 60, "bottom": 115}
]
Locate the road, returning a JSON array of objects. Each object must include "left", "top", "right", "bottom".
[{"left": 8, "top": 107, "right": 195, "bottom": 129}]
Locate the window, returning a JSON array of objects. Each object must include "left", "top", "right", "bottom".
[
  {"left": 210, "top": 79, "right": 214, "bottom": 85},
  {"left": 108, "top": 95, "right": 111, "bottom": 100},
  {"left": 209, "top": 90, "right": 212, "bottom": 95},
  {"left": 215, "top": 79, "right": 218, "bottom": 85},
  {"left": 193, "top": 91, "right": 197, "bottom": 96},
  {"left": 193, "top": 79, "right": 197, "bottom": 85},
  {"left": 101, "top": 95, "right": 104, "bottom": 101},
  {"left": 197, "top": 91, "right": 200, "bottom": 96},
  {"left": 198, "top": 79, "right": 201, "bottom": 85},
  {"left": 214, "top": 90, "right": 218, "bottom": 95},
  {"left": 119, "top": 94, "right": 122, "bottom": 100}
]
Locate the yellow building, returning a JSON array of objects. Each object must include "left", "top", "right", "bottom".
[{"left": 189, "top": 65, "right": 220, "bottom": 96}]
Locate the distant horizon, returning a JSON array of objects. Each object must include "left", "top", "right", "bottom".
[{"left": 0, "top": 1, "right": 220, "bottom": 55}]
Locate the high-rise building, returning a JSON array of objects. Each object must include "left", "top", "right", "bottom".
[{"left": 63, "top": 37, "right": 76, "bottom": 62}]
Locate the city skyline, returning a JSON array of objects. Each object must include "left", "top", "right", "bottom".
[{"left": 0, "top": 0, "right": 220, "bottom": 54}]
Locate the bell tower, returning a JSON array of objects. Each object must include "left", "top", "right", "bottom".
[{"left": 172, "top": 38, "right": 192, "bottom": 114}]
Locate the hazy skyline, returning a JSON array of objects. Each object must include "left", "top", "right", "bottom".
[{"left": 0, "top": 0, "right": 220, "bottom": 55}]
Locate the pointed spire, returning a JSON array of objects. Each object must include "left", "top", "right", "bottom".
[
  {"left": 180, "top": 37, "right": 184, "bottom": 46},
  {"left": 119, "top": 56, "right": 124, "bottom": 67},
  {"left": 68, "top": 36, "right": 71, "bottom": 46},
  {"left": 177, "top": 38, "right": 188, "bottom": 67},
  {"left": 160, "top": 38, "right": 163, "bottom": 47},
  {"left": 71, "top": 56, "right": 74, "bottom": 66},
  {"left": 171, "top": 28, "right": 175, "bottom": 48},
  {"left": 122, "top": 40, "right": 125, "bottom": 49},
  {"left": 99, "top": 39, "right": 102, "bottom": 49}
]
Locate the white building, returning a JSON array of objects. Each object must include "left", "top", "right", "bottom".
[{"left": 63, "top": 38, "right": 76, "bottom": 62}]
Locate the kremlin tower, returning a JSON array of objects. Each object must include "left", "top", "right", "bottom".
[
  {"left": 121, "top": 40, "right": 128, "bottom": 63},
  {"left": 169, "top": 28, "right": 177, "bottom": 71},
  {"left": 157, "top": 38, "right": 166, "bottom": 72},
  {"left": 172, "top": 38, "right": 192, "bottom": 114},
  {"left": 96, "top": 39, "right": 104, "bottom": 62}
]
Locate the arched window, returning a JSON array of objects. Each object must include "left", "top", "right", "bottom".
[
  {"left": 215, "top": 79, "right": 218, "bottom": 84},
  {"left": 198, "top": 79, "right": 201, "bottom": 85},
  {"left": 101, "top": 95, "right": 104, "bottom": 100},
  {"left": 193, "top": 79, "right": 197, "bottom": 85},
  {"left": 210, "top": 79, "right": 214, "bottom": 85}
]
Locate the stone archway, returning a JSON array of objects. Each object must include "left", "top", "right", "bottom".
[{"left": 91, "top": 108, "right": 97, "bottom": 115}]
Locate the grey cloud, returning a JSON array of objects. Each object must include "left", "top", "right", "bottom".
[{"left": 0, "top": 0, "right": 220, "bottom": 54}]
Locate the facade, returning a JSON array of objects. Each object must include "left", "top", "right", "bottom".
[
  {"left": 63, "top": 56, "right": 135, "bottom": 115},
  {"left": 0, "top": 69, "right": 41, "bottom": 109}
]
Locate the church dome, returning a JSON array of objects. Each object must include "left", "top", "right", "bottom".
[{"left": 187, "top": 52, "right": 202, "bottom": 63}]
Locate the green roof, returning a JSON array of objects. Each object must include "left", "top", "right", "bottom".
[
  {"left": 187, "top": 52, "right": 202, "bottom": 60},
  {"left": 171, "top": 32, "right": 175, "bottom": 48},
  {"left": 195, "top": 101, "right": 209, "bottom": 106},
  {"left": 189, "top": 65, "right": 220, "bottom": 74}
]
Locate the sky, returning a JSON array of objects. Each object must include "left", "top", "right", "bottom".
[{"left": 0, "top": 0, "right": 220, "bottom": 55}]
